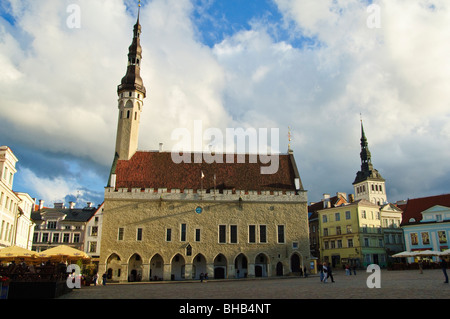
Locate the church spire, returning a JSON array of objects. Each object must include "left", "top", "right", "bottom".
[
  {"left": 359, "top": 120, "right": 373, "bottom": 172},
  {"left": 352, "top": 119, "right": 387, "bottom": 205}
]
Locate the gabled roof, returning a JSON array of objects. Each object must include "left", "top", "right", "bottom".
[
  {"left": 111, "top": 151, "right": 304, "bottom": 194},
  {"left": 31, "top": 207, "right": 97, "bottom": 223},
  {"left": 308, "top": 194, "right": 347, "bottom": 213},
  {"left": 400, "top": 193, "right": 450, "bottom": 226}
]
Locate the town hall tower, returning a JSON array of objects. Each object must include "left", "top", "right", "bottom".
[{"left": 114, "top": 8, "right": 146, "bottom": 161}]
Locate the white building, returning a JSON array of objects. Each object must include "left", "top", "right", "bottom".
[
  {"left": 85, "top": 202, "right": 104, "bottom": 263},
  {"left": 0, "top": 146, "right": 36, "bottom": 249}
]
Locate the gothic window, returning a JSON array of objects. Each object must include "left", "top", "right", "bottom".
[
  {"left": 259, "top": 225, "right": 267, "bottom": 243},
  {"left": 249, "top": 225, "right": 256, "bottom": 243},
  {"left": 218, "top": 225, "right": 226, "bottom": 243},
  {"left": 186, "top": 244, "right": 192, "bottom": 256},
  {"left": 277, "top": 225, "right": 285, "bottom": 243},
  {"left": 230, "top": 225, "right": 238, "bottom": 243},
  {"left": 180, "top": 224, "right": 187, "bottom": 242}
]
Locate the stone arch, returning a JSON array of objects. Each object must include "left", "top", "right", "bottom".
[
  {"left": 254, "top": 253, "right": 269, "bottom": 277},
  {"left": 234, "top": 253, "right": 248, "bottom": 278},
  {"left": 105, "top": 253, "right": 122, "bottom": 281},
  {"left": 171, "top": 253, "right": 186, "bottom": 280},
  {"left": 149, "top": 254, "right": 164, "bottom": 281},
  {"left": 290, "top": 252, "right": 303, "bottom": 274},
  {"left": 192, "top": 253, "right": 207, "bottom": 280},
  {"left": 128, "top": 253, "right": 143, "bottom": 282},
  {"left": 213, "top": 253, "right": 227, "bottom": 279},
  {"left": 125, "top": 99, "right": 133, "bottom": 108}
]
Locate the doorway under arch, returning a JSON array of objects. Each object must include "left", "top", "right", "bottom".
[
  {"left": 106, "top": 253, "right": 122, "bottom": 281},
  {"left": 192, "top": 254, "right": 207, "bottom": 280},
  {"left": 276, "top": 262, "right": 283, "bottom": 276},
  {"left": 171, "top": 254, "right": 186, "bottom": 280},
  {"left": 290, "top": 253, "right": 302, "bottom": 274},
  {"left": 128, "top": 253, "right": 143, "bottom": 282},
  {"left": 255, "top": 253, "right": 269, "bottom": 277},
  {"left": 214, "top": 254, "right": 227, "bottom": 279},
  {"left": 234, "top": 253, "right": 248, "bottom": 278},
  {"left": 149, "top": 254, "right": 164, "bottom": 281}
]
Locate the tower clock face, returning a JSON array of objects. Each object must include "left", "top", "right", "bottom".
[{"left": 195, "top": 206, "right": 203, "bottom": 214}]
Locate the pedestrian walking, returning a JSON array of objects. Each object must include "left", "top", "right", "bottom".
[
  {"left": 327, "top": 264, "right": 335, "bottom": 283},
  {"left": 318, "top": 263, "right": 324, "bottom": 282},
  {"left": 441, "top": 257, "right": 448, "bottom": 284},
  {"left": 418, "top": 259, "right": 423, "bottom": 274},
  {"left": 93, "top": 273, "right": 99, "bottom": 286},
  {"left": 102, "top": 273, "right": 107, "bottom": 285},
  {"left": 322, "top": 262, "right": 328, "bottom": 283},
  {"left": 345, "top": 264, "right": 350, "bottom": 276}
]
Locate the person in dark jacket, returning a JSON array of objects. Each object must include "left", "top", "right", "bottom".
[
  {"left": 441, "top": 257, "right": 448, "bottom": 284},
  {"left": 327, "top": 263, "right": 335, "bottom": 283}
]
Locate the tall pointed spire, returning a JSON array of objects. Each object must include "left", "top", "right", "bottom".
[
  {"left": 118, "top": 0, "right": 146, "bottom": 97},
  {"left": 353, "top": 119, "right": 384, "bottom": 185},
  {"left": 352, "top": 118, "right": 387, "bottom": 205},
  {"left": 113, "top": 1, "right": 147, "bottom": 162},
  {"left": 359, "top": 119, "right": 373, "bottom": 172}
]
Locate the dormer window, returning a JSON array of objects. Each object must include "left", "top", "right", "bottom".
[{"left": 47, "top": 221, "right": 57, "bottom": 229}]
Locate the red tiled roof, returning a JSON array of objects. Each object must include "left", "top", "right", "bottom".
[
  {"left": 114, "top": 151, "right": 302, "bottom": 193},
  {"left": 400, "top": 193, "right": 450, "bottom": 225}
]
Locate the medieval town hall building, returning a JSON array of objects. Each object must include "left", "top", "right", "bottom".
[{"left": 98, "top": 10, "right": 310, "bottom": 282}]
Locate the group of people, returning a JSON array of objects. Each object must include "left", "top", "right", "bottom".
[
  {"left": 318, "top": 262, "right": 335, "bottom": 283},
  {"left": 199, "top": 273, "right": 208, "bottom": 282},
  {"left": 344, "top": 264, "right": 357, "bottom": 276}
]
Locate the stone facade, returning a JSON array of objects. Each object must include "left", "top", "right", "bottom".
[
  {"left": 98, "top": 12, "right": 310, "bottom": 282},
  {"left": 99, "top": 189, "right": 309, "bottom": 281}
]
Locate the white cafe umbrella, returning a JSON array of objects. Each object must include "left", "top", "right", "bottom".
[
  {"left": 392, "top": 251, "right": 416, "bottom": 258},
  {"left": 415, "top": 250, "right": 445, "bottom": 257},
  {"left": 440, "top": 249, "right": 450, "bottom": 256}
]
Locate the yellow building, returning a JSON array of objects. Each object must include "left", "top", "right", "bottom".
[{"left": 318, "top": 199, "right": 386, "bottom": 269}]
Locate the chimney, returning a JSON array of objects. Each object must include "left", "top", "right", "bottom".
[
  {"left": 86, "top": 202, "right": 92, "bottom": 208},
  {"left": 69, "top": 201, "right": 75, "bottom": 209},
  {"left": 39, "top": 200, "right": 44, "bottom": 210},
  {"left": 159, "top": 143, "right": 164, "bottom": 152},
  {"left": 336, "top": 192, "right": 347, "bottom": 201},
  {"left": 54, "top": 203, "right": 65, "bottom": 209},
  {"left": 323, "top": 193, "right": 331, "bottom": 209},
  {"left": 349, "top": 194, "right": 355, "bottom": 203}
]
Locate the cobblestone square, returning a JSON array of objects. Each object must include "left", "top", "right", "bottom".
[{"left": 59, "top": 269, "right": 450, "bottom": 300}]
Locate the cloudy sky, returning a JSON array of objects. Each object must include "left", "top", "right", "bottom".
[{"left": 0, "top": 0, "right": 449, "bottom": 208}]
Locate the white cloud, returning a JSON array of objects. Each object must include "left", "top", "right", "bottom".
[{"left": 1, "top": 0, "right": 449, "bottom": 205}]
